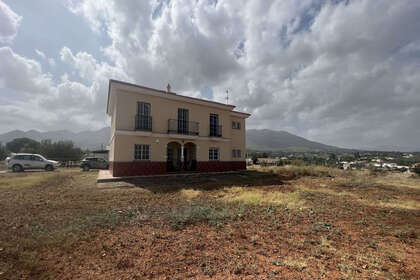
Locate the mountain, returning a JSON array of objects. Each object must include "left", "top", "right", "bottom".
[
  {"left": 0, "top": 127, "right": 340, "bottom": 152},
  {"left": 0, "top": 128, "right": 110, "bottom": 150},
  {"left": 358, "top": 144, "right": 419, "bottom": 153},
  {"left": 246, "top": 129, "right": 344, "bottom": 152},
  {"left": 1, "top": 127, "right": 416, "bottom": 152}
]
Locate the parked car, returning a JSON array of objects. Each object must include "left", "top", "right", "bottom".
[
  {"left": 6, "top": 153, "right": 60, "bottom": 172},
  {"left": 80, "top": 157, "right": 109, "bottom": 171}
]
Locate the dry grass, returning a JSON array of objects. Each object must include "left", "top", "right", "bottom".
[
  {"left": 220, "top": 186, "right": 305, "bottom": 209},
  {"left": 375, "top": 172, "right": 420, "bottom": 190},
  {"left": 253, "top": 164, "right": 344, "bottom": 179},
  {"left": 0, "top": 166, "right": 419, "bottom": 279},
  {"left": 0, "top": 172, "right": 58, "bottom": 190},
  {"left": 179, "top": 188, "right": 201, "bottom": 200}
]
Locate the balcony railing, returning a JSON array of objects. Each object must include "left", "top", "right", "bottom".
[
  {"left": 209, "top": 125, "right": 222, "bottom": 137},
  {"left": 168, "top": 119, "right": 199, "bottom": 136},
  {"left": 135, "top": 115, "right": 152, "bottom": 131}
]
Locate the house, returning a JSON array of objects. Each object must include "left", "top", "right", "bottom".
[{"left": 106, "top": 80, "right": 251, "bottom": 177}]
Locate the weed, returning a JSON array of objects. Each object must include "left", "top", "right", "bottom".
[
  {"left": 167, "top": 202, "right": 240, "bottom": 230},
  {"left": 221, "top": 188, "right": 305, "bottom": 209},
  {"left": 269, "top": 258, "right": 308, "bottom": 271},
  {"left": 393, "top": 229, "right": 418, "bottom": 243},
  {"left": 116, "top": 256, "right": 134, "bottom": 269},
  {"left": 256, "top": 165, "right": 341, "bottom": 179}
]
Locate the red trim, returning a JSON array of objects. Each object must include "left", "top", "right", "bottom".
[
  {"left": 110, "top": 161, "right": 166, "bottom": 177},
  {"left": 110, "top": 161, "right": 246, "bottom": 177}
]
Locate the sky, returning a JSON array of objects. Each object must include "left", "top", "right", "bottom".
[{"left": 0, "top": 0, "right": 420, "bottom": 150}]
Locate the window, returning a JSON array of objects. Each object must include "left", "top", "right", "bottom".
[
  {"left": 232, "top": 121, "right": 241, "bottom": 129},
  {"left": 136, "top": 102, "right": 152, "bottom": 131},
  {"left": 137, "top": 102, "right": 151, "bottom": 116},
  {"left": 134, "top": 144, "right": 150, "bottom": 160},
  {"left": 232, "top": 149, "right": 241, "bottom": 158},
  {"left": 210, "top": 113, "right": 220, "bottom": 136},
  {"left": 178, "top": 108, "right": 189, "bottom": 134},
  {"left": 31, "top": 155, "right": 43, "bottom": 161},
  {"left": 209, "top": 147, "right": 219, "bottom": 160}
]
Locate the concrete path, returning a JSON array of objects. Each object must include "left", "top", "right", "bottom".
[{"left": 97, "top": 169, "right": 244, "bottom": 183}]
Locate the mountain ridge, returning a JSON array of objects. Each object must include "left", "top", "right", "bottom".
[
  {"left": 246, "top": 129, "right": 345, "bottom": 152},
  {"left": 0, "top": 128, "right": 416, "bottom": 152},
  {"left": 0, "top": 128, "right": 110, "bottom": 150}
]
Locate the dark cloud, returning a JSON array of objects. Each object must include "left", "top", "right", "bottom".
[{"left": 1, "top": 0, "right": 420, "bottom": 150}]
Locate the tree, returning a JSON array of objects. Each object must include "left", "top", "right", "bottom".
[
  {"left": 4, "top": 138, "right": 83, "bottom": 161},
  {"left": 252, "top": 155, "right": 259, "bottom": 165},
  {"left": 6, "top": 138, "right": 40, "bottom": 153},
  {"left": 39, "top": 140, "right": 83, "bottom": 161},
  {"left": 412, "top": 165, "right": 420, "bottom": 176},
  {"left": 0, "top": 142, "right": 7, "bottom": 160}
]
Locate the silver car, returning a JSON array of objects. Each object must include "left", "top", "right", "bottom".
[{"left": 6, "top": 153, "right": 60, "bottom": 172}]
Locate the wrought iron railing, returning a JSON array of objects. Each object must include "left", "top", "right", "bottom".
[
  {"left": 135, "top": 115, "right": 152, "bottom": 131},
  {"left": 168, "top": 119, "right": 199, "bottom": 136}
]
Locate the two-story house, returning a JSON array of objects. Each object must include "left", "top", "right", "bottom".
[{"left": 107, "top": 80, "right": 250, "bottom": 177}]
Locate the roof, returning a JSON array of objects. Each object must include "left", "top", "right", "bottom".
[{"left": 106, "top": 79, "right": 250, "bottom": 117}]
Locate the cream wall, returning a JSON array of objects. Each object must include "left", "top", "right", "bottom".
[
  {"left": 113, "top": 134, "right": 232, "bottom": 162},
  {"left": 109, "top": 136, "right": 115, "bottom": 161},
  {"left": 114, "top": 89, "right": 232, "bottom": 138},
  {"left": 230, "top": 116, "right": 246, "bottom": 161},
  {"left": 110, "top": 86, "right": 248, "bottom": 163}
]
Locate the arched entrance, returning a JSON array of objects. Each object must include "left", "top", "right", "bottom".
[
  {"left": 167, "top": 141, "right": 182, "bottom": 172},
  {"left": 183, "top": 142, "right": 197, "bottom": 171}
]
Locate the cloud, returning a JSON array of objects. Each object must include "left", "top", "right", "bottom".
[
  {"left": 0, "top": 46, "right": 53, "bottom": 94},
  {"left": 0, "top": 0, "right": 21, "bottom": 43},
  {"left": 0, "top": 45, "right": 127, "bottom": 132},
  {"left": 35, "top": 49, "right": 46, "bottom": 59},
  {"left": 36, "top": 49, "right": 56, "bottom": 68},
  {"left": 1, "top": 0, "right": 420, "bottom": 150}
]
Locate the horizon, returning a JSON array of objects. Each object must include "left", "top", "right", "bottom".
[
  {"left": 1, "top": 1, "right": 420, "bottom": 150},
  {"left": 1, "top": 127, "right": 420, "bottom": 152}
]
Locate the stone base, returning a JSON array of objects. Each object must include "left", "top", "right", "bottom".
[{"left": 110, "top": 161, "right": 246, "bottom": 177}]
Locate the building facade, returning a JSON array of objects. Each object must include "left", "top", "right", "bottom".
[{"left": 107, "top": 80, "right": 250, "bottom": 177}]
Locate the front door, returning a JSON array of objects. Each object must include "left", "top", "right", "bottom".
[
  {"left": 166, "top": 144, "right": 182, "bottom": 172},
  {"left": 31, "top": 155, "right": 45, "bottom": 169}
]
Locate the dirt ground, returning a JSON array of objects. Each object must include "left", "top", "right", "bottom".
[{"left": 0, "top": 167, "right": 419, "bottom": 279}]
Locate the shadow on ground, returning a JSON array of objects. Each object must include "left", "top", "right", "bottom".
[{"left": 116, "top": 170, "right": 283, "bottom": 193}]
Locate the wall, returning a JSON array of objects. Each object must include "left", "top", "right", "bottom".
[
  {"left": 113, "top": 134, "right": 232, "bottom": 162},
  {"left": 114, "top": 89, "right": 233, "bottom": 139},
  {"left": 230, "top": 116, "right": 246, "bottom": 161},
  {"left": 108, "top": 84, "right": 249, "bottom": 176}
]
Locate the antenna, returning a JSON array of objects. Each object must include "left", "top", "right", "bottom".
[{"left": 225, "top": 89, "right": 229, "bottom": 104}]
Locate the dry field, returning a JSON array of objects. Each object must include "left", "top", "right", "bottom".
[{"left": 0, "top": 166, "right": 419, "bottom": 279}]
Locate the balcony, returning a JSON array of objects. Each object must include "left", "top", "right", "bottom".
[
  {"left": 168, "top": 119, "right": 199, "bottom": 136},
  {"left": 135, "top": 115, "right": 152, "bottom": 131},
  {"left": 209, "top": 125, "right": 222, "bottom": 137}
]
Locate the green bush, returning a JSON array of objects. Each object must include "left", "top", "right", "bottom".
[{"left": 412, "top": 165, "right": 420, "bottom": 176}]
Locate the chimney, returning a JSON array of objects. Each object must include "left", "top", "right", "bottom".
[{"left": 166, "top": 83, "right": 171, "bottom": 93}]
